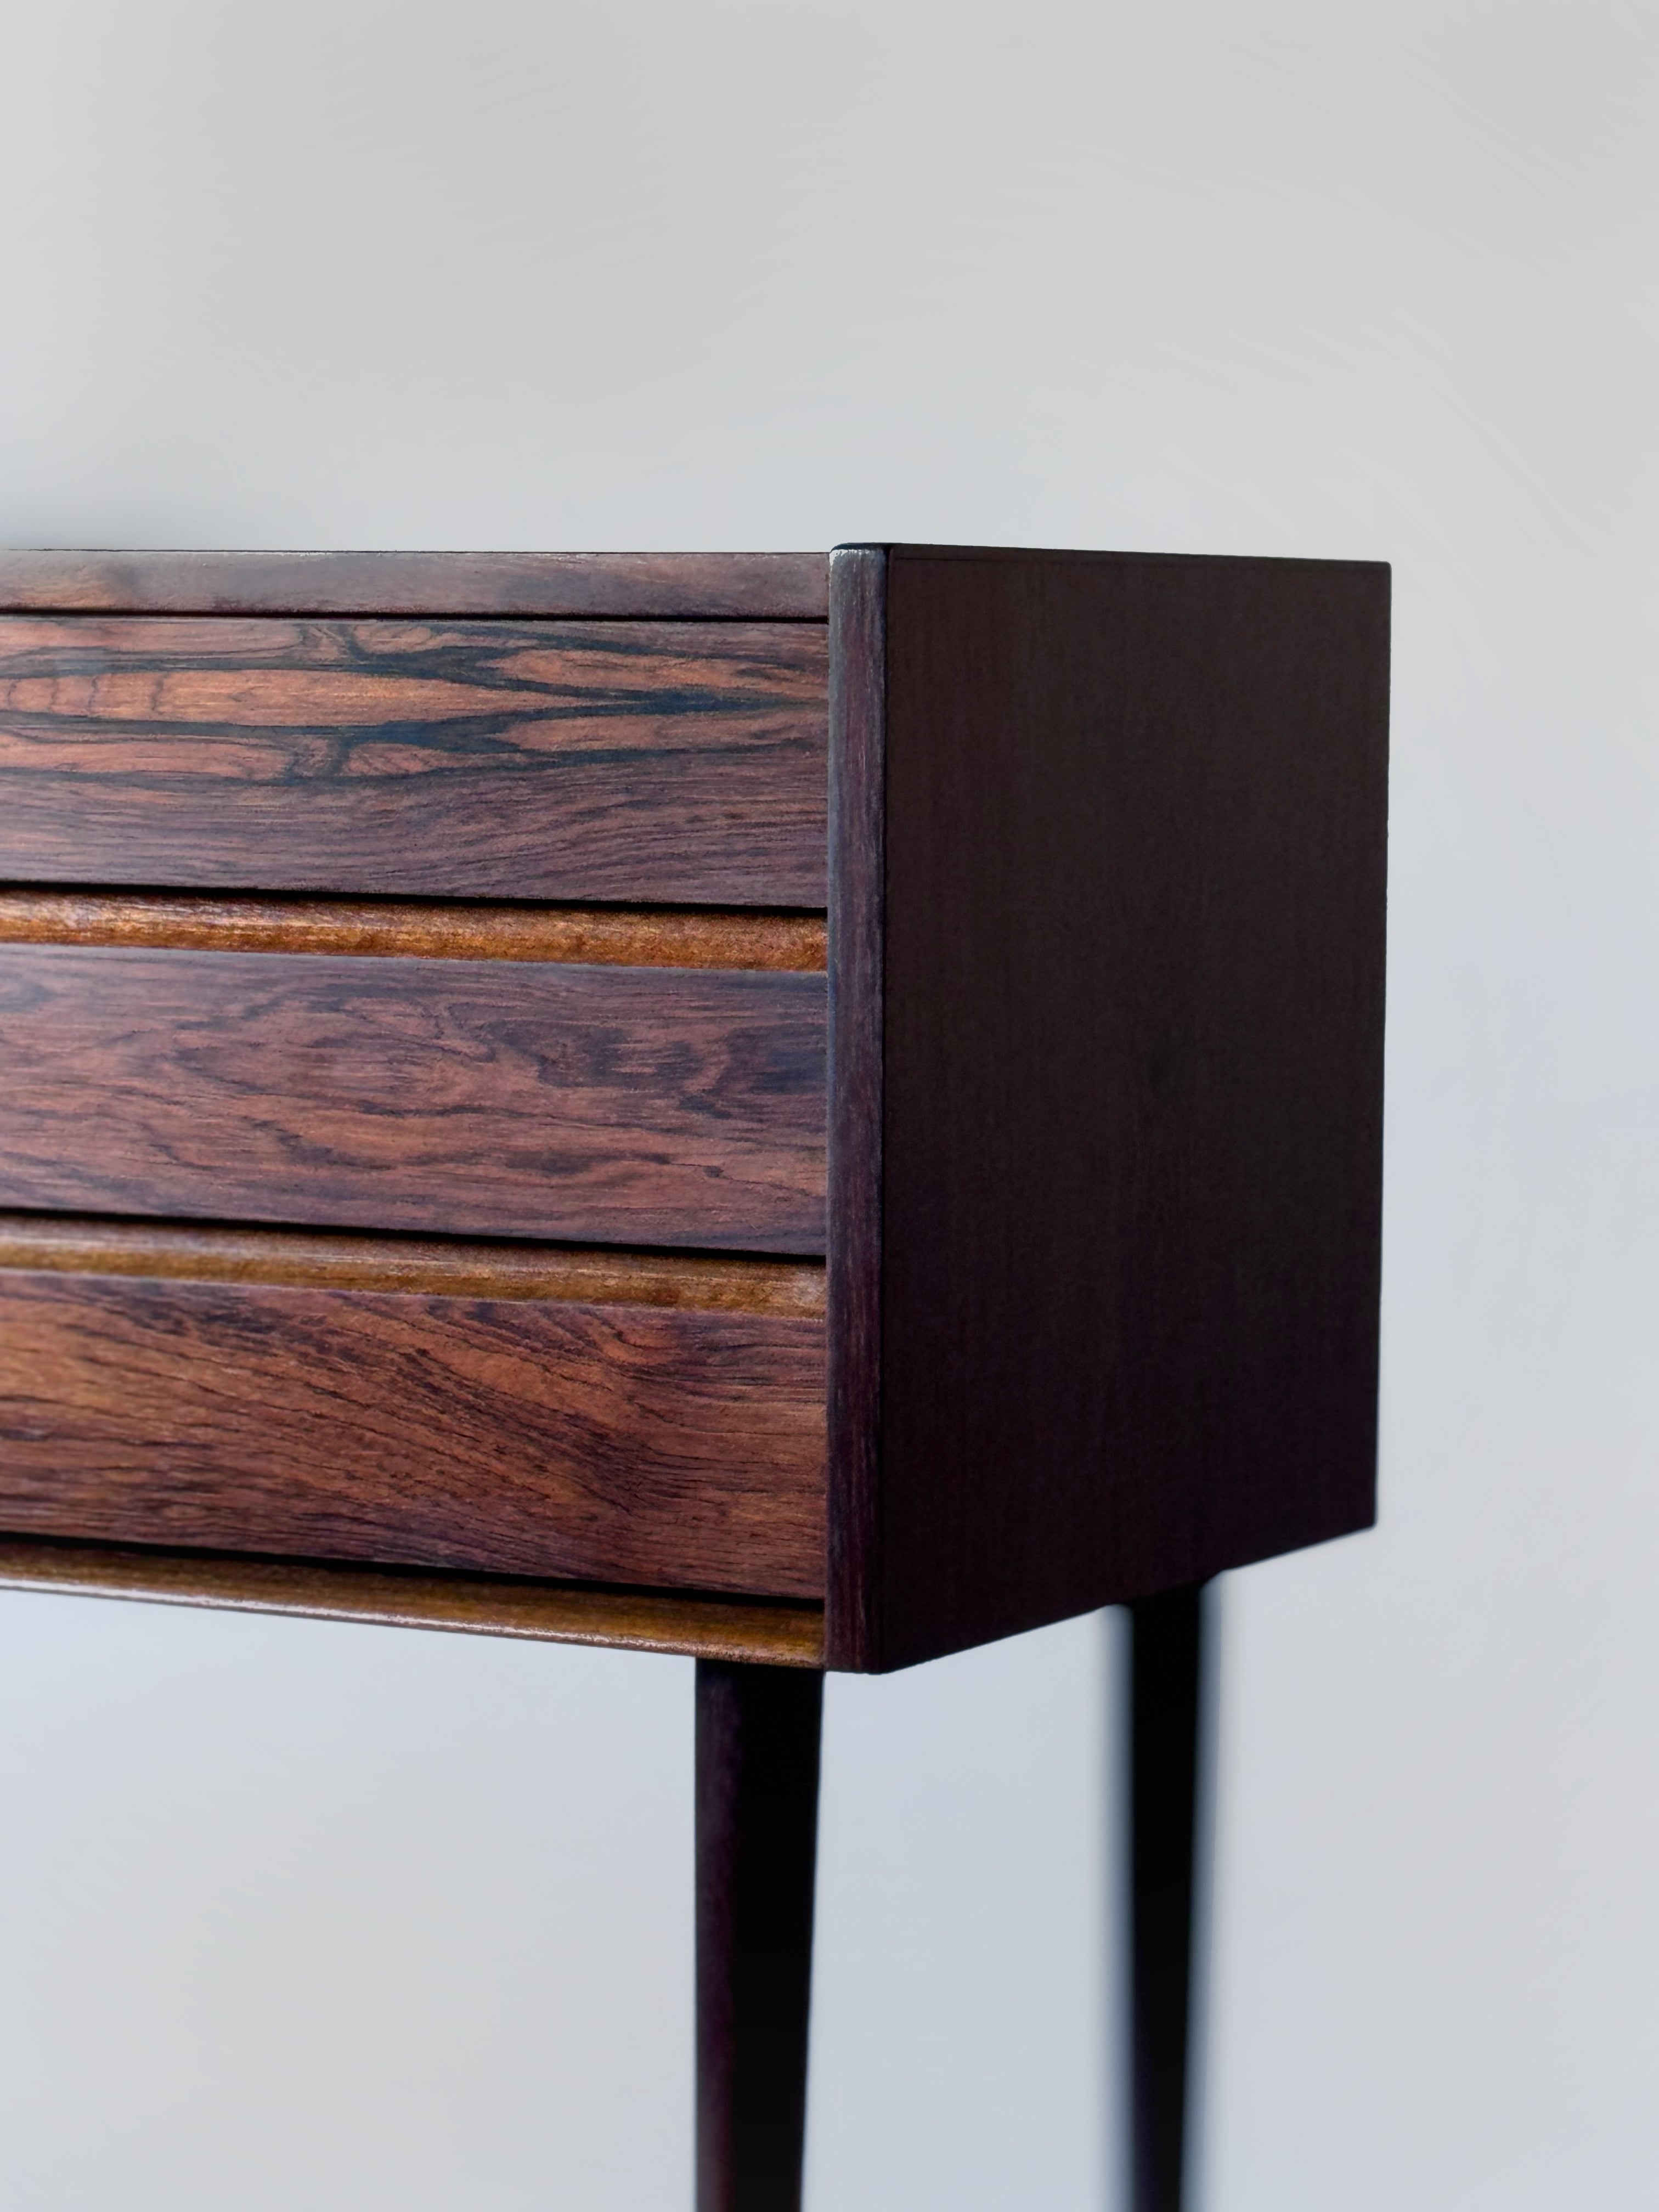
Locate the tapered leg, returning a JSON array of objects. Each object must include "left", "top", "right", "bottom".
[
  {"left": 696, "top": 1660, "right": 824, "bottom": 2212},
  {"left": 1127, "top": 1583, "right": 1209, "bottom": 2212}
]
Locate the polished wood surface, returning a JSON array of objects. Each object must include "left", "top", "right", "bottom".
[
  {"left": 0, "top": 891, "right": 827, "bottom": 970},
  {"left": 833, "top": 546, "right": 1389, "bottom": 1668},
  {"left": 0, "top": 946, "right": 828, "bottom": 1251},
  {"left": 0, "top": 550, "right": 831, "bottom": 621},
  {"left": 697, "top": 1661, "right": 823, "bottom": 2212},
  {"left": 0, "top": 615, "right": 828, "bottom": 904},
  {"left": 824, "top": 547, "right": 887, "bottom": 1669},
  {"left": 0, "top": 1215, "right": 826, "bottom": 1311},
  {"left": 0, "top": 1536, "right": 826, "bottom": 1663},
  {"left": 0, "top": 1264, "right": 826, "bottom": 1595},
  {"left": 0, "top": 540, "right": 1389, "bottom": 1675}
]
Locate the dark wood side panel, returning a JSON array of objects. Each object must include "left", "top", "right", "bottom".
[
  {"left": 0, "top": 1538, "right": 826, "bottom": 1664},
  {"left": 866, "top": 547, "right": 1390, "bottom": 1669},
  {"left": 0, "top": 551, "right": 830, "bottom": 621},
  {"left": 0, "top": 1266, "right": 826, "bottom": 1598},
  {"left": 0, "top": 948, "right": 827, "bottom": 1252},
  {"left": 0, "top": 616, "right": 828, "bottom": 905},
  {"left": 0, "top": 890, "right": 827, "bottom": 971}
]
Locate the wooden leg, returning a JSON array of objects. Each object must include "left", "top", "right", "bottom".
[
  {"left": 696, "top": 1660, "right": 823, "bottom": 2212},
  {"left": 1127, "top": 1583, "right": 1209, "bottom": 2212}
]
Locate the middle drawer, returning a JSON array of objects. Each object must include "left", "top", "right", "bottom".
[{"left": 0, "top": 930, "right": 827, "bottom": 1253}]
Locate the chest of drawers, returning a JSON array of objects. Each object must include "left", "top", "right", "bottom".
[
  {"left": 0, "top": 540, "right": 1388, "bottom": 1672},
  {"left": 0, "top": 542, "right": 1388, "bottom": 2208}
]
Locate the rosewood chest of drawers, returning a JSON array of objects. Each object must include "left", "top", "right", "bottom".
[
  {"left": 0, "top": 541, "right": 1388, "bottom": 1670},
  {"left": 0, "top": 541, "right": 1389, "bottom": 2209}
]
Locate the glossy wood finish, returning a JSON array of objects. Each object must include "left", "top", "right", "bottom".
[
  {"left": 831, "top": 546, "right": 1390, "bottom": 1669},
  {"left": 0, "top": 615, "right": 828, "bottom": 904},
  {"left": 0, "top": 891, "right": 827, "bottom": 970},
  {"left": 825, "top": 548, "right": 887, "bottom": 1669},
  {"left": 0, "top": 550, "right": 830, "bottom": 620},
  {"left": 0, "top": 1536, "right": 826, "bottom": 1663},
  {"left": 697, "top": 1660, "right": 823, "bottom": 2212},
  {"left": 1128, "top": 1583, "right": 1210, "bottom": 2212},
  {"left": 0, "top": 945, "right": 827, "bottom": 1251},
  {"left": 0, "top": 1215, "right": 827, "bottom": 1311},
  {"left": 0, "top": 1251, "right": 826, "bottom": 1597},
  {"left": 0, "top": 541, "right": 1389, "bottom": 1675}
]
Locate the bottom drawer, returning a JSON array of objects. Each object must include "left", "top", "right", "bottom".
[{"left": 0, "top": 1220, "right": 826, "bottom": 1600}]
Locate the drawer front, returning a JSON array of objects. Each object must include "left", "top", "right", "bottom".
[
  {"left": 0, "top": 616, "right": 828, "bottom": 906},
  {"left": 0, "top": 946, "right": 827, "bottom": 1252},
  {"left": 0, "top": 1239, "right": 826, "bottom": 1600}
]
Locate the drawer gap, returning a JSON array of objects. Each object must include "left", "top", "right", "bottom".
[
  {"left": 0, "top": 1214, "right": 826, "bottom": 1313},
  {"left": 0, "top": 889, "right": 826, "bottom": 970}
]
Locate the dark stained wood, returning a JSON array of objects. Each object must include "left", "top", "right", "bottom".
[
  {"left": 697, "top": 1660, "right": 823, "bottom": 2212},
  {"left": 0, "top": 946, "right": 827, "bottom": 1252},
  {"left": 0, "top": 1536, "right": 826, "bottom": 1663},
  {"left": 0, "top": 550, "right": 830, "bottom": 621},
  {"left": 848, "top": 546, "right": 1389, "bottom": 1669},
  {"left": 0, "top": 890, "right": 827, "bottom": 970},
  {"left": 0, "top": 615, "right": 828, "bottom": 905},
  {"left": 0, "top": 1266, "right": 826, "bottom": 1597},
  {"left": 823, "top": 548, "right": 887, "bottom": 1671},
  {"left": 0, "top": 1215, "right": 826, "bottom": 1312},
  {"left": 0, "top": 541, "right": 1388, "bottom": 1671},
  {"left": 1128, "top": 1583, "right": 1210, "bottom": 2212}
]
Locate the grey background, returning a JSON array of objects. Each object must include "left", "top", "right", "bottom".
[{"left": 2, "top": 2, "right": 1654, "bottom": 2204}]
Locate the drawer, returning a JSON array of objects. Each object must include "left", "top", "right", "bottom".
[
  {"left": 0, "top": 1220, "right": 826, "bottom": 1599},
  {"left": 0, "top": 931, "right": 827, "bottom": 1253},
  {"left": 0, "top": 615, "right": 829, "bottom": 905}
]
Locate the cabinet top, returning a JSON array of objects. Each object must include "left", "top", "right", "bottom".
[
  {"left": 0, "top": 550, "right": 833, "bottom": 621},
  {"left": 0, "top": 544, "right": 1388, "bottom": 623}
]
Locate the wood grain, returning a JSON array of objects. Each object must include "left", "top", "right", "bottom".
[
  {"left": 0, "top": 946, "right": 827, "bottom": 1252},
  {"left": 851, "top": 546, "right": 1390, "bottom": 1669},
  {"left": 0, "top": 551, "right": 831, "bottom": 620},
  {"left": 0, "top": 1215, "right": 826, "bottom": 1312},
  {"left": 0, "top": 1267, "right": 826, "bottom": 1596},
  {"left": 0, "top": 615, "right": 828, "bottom": 904},
  {"left": 824, "top": 548, "right": 887, "bottom": 1671},
  {"left": 0, "top": 1538, "right": 826, "bottom": 1663},
  {"left": 0, "top": 890, "right": 827, "bottom": 970}
]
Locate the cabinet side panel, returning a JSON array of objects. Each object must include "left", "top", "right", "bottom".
[{"left": 876, "top": 548, "right": 1389, "bottom": 1668}]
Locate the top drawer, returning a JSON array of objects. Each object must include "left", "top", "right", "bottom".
[{"left": 0, "top": 616, "right": 829, "bottom": 906}]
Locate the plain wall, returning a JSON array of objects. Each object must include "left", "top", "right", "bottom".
[{"left": 2, "top": 2, "right": 1655, "bottom": 2204}]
